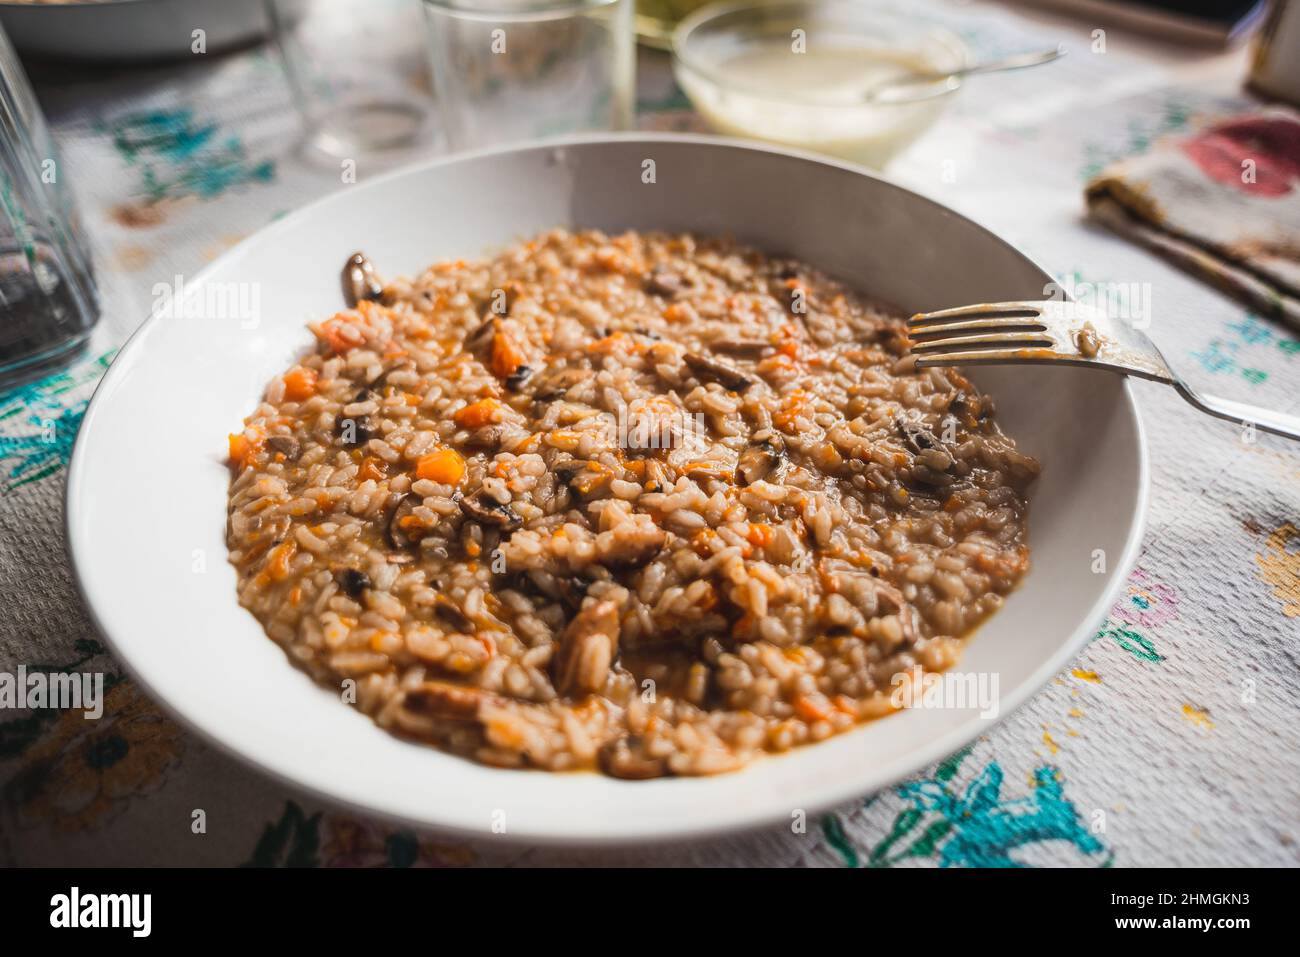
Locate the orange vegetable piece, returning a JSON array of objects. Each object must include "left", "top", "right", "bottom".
[
  {"left": 228, "top": 429, "right": 262, "bottom": 467},
  {"left": 793, "top": 693, "right": 834, "bottom": 723},
  {"left": 587, "top": 332, "right": 644, "bottom": 356},
  {"left": 358, "top": 456, "right": 387, "bottom": 483},
  {"left": 454, "top": 398, "right": 501, "bottom": 429},
  {"left": 314, "top": 319, "right": 356, "bottom": 354},
  {"left": 490, "top": 333, "right": 526, "bottom": 379},
  {"left": 267, "top": 540, "right": 297, "bottom": 582},
  {"left": 283, "top": 366, "right": 318, "bottom": 401},
  {"left": 416, "top": 447, "right": 466, "bottom": 485}
]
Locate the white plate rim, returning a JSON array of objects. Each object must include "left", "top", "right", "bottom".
[{"left": 65, "top": 132, "right": 1149, "bottom": 846}]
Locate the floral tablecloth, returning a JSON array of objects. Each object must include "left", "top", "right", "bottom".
[{"left": 2, "top": 0, "right": 1297, "bottom": 867}]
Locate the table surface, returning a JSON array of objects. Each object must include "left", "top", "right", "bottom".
[{"left": 1, "top": 0, "right": 1297, "bottom": 867}]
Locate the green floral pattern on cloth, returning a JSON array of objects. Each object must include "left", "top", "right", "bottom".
[
  {"left": 1, "top": 0, "right": 1298, "bottom": 867},
  {"left": 1095, "top": 568, "right": 1176, "bottom": 664},
  {"left": 0, "top": 351, "right": 113, "bottom": 491},
  {"left": 105, "top": 108, "right": 276, "bottom": 210},
  {"left": 822, "top": 748, "right": 1111, "bottom": 868}
]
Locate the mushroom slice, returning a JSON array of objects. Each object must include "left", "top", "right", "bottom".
[
  {"left": 335, "top": 388, "right": 376, "bottom": 448},
  {"left": 463, "top": 424, "right": 509, "bottom": 451},
  {"left": 464, "top": 315, "right": 500, "bottom": 355},
  {"left": 459, "top": 489, "right": 523, "bottom": 531},
  {"left": 644, "top": 265, "right": 686, "bottom": 298},
  {"left": 683, "top": 351, "right": 753, "bottom": 392},
  {"left": 342, "top": 252, "right": 384, "bottom": 308},
  {"left": 908, "top": 465, "right": 954, "bottom": 488},
  {"left": 552, "top": 599, "right": 621, "bottom": 697},
  {"left": 948, "top": 389, "right": 993, "bottom": 424},
  {"left": 385, "top": 493, "right": 423, "bottom": 550},
  {"left": 735, "top": 432, "right": 785, "bottom": 486},
  {"left": 553, "top": 459, "right": 611, "bottom": 498},
  {"left": 433, "top": 595, "right": 474, "bottom": 632},
  {"left": 896, "top": 418, "right": 942, "bottom": 455},
  {"left": 335, "top": 415, "right": 373, "bottom": 447},
  {"left": 709, "top": 338, "right": 775, "bottom": 359},
  {"left": 597, "top": 519, "right": 666, "bottom": 570},
  {"left": 512, "top": 568, "right": 589, "bottom": 611},
  {"left": 266, "top": 435, "right": 301, "bottom": 460},
  {"left": 504, "top": 365, "right": 534, "bottom": 391},
  {"left": 403, "top": 680, "right": 490, "bottom": 722},
  {"left": 528, "top": 364, "right": 593, "bottom": 402},
  {"left": 779, "top": 283, "right": 807, "bottom": 314},
  {"left": 334, "top": 567, "right": 371, "bottom": 599}
]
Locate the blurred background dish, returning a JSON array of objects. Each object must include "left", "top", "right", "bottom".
[
  {"left": 0, "top": 0, "right": 301, "bottom": 61},
  {"left": 672, "top": 0, "right": 970, "bottom": 169}
]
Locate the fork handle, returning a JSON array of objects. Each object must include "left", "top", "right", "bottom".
[{"left": 1175, "top": 384, "right": 1300, "bottom": 441}]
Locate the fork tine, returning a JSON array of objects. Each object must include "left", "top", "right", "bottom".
[
  {"left": 910, "top": 332, "right": 1055, "bottom": 352},
  {"left": 909, "top": 301, "right": 1046, "bottom": 326},
  {"left": 908, "top": 316, "right": 1048, "bottom": 339},
  {"left": 914, "top": 347, "right": 1060, "bottom": 367}
]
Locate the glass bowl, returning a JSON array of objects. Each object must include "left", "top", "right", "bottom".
[{"left": 672, "top": 0, "right": 970, "bottom": 168}]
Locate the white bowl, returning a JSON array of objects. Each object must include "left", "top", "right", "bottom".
[{"left": 66, "top": 134, "right": 1147, "bottom": 845}]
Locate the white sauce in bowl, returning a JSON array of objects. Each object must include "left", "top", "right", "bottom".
[{"left": 677, "top": 38, "right": 964, "bottom": 168}]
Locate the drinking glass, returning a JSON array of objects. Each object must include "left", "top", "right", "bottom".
[
  {"left": 422, "top": 0, "right": 635, "bottom": 151},
  {"left": 266, "top": 0, "right": 438, "bottom": 162},
  {"left": 0, "top": 24, "right": 98, "bottom": 388}
]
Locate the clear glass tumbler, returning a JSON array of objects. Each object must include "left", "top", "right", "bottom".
[
  {"left": 266, "top": 0, "right": 438, "bottom": 163},
  {"left": 0, "top": 24, "right": 98, "bottom": 388},
  {"left": 422, "top": 0, "right": 635, "bottom": 151}
]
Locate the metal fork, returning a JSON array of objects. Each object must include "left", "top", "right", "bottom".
[{"left": 908, "top": 300, "right": 1300, "bottom": 441}]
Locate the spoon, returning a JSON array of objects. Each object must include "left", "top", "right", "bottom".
[{"left": 863, "top": 45, "right": 1067, "bottom": 104}]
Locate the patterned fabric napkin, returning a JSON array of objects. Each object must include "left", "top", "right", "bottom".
[{"left": 1086, "top": 111, "right": 1300, "bottom": 329}]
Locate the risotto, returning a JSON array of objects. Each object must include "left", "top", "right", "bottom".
[{"left": 226, "top": 229, "right": 1039, "bottom": 778}]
